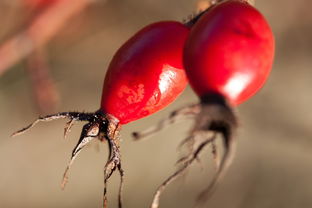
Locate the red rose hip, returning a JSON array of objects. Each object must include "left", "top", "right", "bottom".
[
  {"left": 184, "top": 0, "right": 274, "bottom": 105},
  {"left": 101, "top": 22, "right": 188, "bottom": 124},
  {"left": 13, "top": 21, "right": 189, "bottom": 208},
  {"left": 183, "top": 0, "right": 274, "bottom": 203}
]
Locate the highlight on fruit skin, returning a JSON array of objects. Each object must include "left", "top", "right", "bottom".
[{"left": 133, "top": 0, "right": 274, "bottom": 207}]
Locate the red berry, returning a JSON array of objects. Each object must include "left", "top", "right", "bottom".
[
  {"left": 13, "top": 20, "right": 189, "bottom": 207},
  {"left": 101, "top": 21, "right": 189, "bottom": 124},
  {"left": 184, "top": 0, "right": 275, "bottom": 105}
]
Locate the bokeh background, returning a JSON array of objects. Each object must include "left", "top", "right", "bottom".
[{"left": 0, "top": 0, "right": 311, "bottom": 207}]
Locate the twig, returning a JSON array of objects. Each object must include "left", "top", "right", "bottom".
[
  {"left": 195, "top": 0, "right": 255, "bottom": 12},
  {"left": 0, "top": 0, "right": 98, "bottom": 76},
  {"left": 26, "top": 48, "right": 60, "bottom": 114}
]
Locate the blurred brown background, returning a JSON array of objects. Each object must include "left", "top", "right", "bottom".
[{"left": 0, "top": 0, "right": 312, "bottom": 207}]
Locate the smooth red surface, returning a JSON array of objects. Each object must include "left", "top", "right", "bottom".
[
  {"left": 184, "top": 0, "right": 275, "bottom": 106},
  {"left": 101, "top": 22, "right": 189, "bottom": 124}
]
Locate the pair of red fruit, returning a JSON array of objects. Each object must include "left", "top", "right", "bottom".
[{"left": 14, "top": 1, "right": 274, "bottom": 207}]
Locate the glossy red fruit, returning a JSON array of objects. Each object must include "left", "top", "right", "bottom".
[
  {"left": 13, "top": 20, "right": 189, "bottom": 208},
  {"left": 183, "top": 0, "right": 275, "bottom": 105},
  {"left": 101, "top": 21, "right": 189, "bottom": 124}
]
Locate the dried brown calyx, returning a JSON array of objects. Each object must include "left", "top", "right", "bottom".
[
  {"left": 12, "top": 110, "right": 124, "bottom": 208},
  {"left": 133, "top": 93, "right": 238, "bottom": 208}
]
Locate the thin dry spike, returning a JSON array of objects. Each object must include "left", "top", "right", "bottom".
[
  {"left": 196, "top": 132, "right": 236, "bottom": 204},
  {"left": 211, "top": 139, "right": 220, "bottom": 171},
  {"left": 12, "top": 111, "right": 92, "bottom": 137},
  {"left": 176, "top": 153, "right": 204, "bottom": 170},
  {"left": 103, "top": 136, "right": 122, "bottom": 208},
  {"left": 12, "top": 113, "right": 68, "bottom": 137},
  {"left": 150, "top": 138, "right": 213, "bottom": 208},
  {"left": 132, "top": 104, "right": 200, "bottom": 141},
  {"left": 176, "top": 131, "right": 214, "bottom": 166},
  {"left": 103, "top": 163, "right": 114, "bottom": 208},
  {"left": 64, "top": 119, "right": 76, "bottom": 139},
  {"left": 61, "top": 135, "right": 96, "bottom": 189},
  {"left": 176, "top": 133, "right": 200, "bottom": 171},
  {"left": 61, "top": 156, "right": 75, "bottom": 189},
  {"left": 176, "top": 134, "right": 199, "bottom": 165},
  {"left": 175, "top": 154, "right": 191, "bottom": 166},
  {"left": 178, "top": 135, "right": 194, "bottom": 150},
  {"left": 61, "top": 122, "right": 99, "bottom": 189},
  {"left": 117, "top": 164, "right": 125, "bottom": 208}
]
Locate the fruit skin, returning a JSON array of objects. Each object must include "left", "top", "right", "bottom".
[
  {"left": 101, "top": 21, "right": 189, "bottom": 124},
  {"left": 183, "top": 0, "right": 275, "bottom": 106}
]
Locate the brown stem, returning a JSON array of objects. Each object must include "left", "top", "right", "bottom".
[
  {"left": 0, "top": 0, "right": 99, "bottom": 76},
  {"left": 187, "top": 0, "right": 255, "bottom": 27},
  {"left": 26, "top": 48, "right": 60, "bottom": 114}
]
